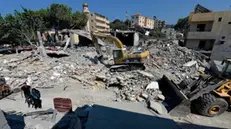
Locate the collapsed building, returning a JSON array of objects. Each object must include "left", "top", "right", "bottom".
[{"left": 185, "top": 4, "right": 231, "bottom": 60}]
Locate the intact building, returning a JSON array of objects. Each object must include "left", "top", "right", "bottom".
[
  {"left": 186, "top": 4, "right": 231, "bottom": 60},
  {"left": 131, "top": 14, "right": 154, "bottom": 29},
  {"left": 82, "top": 3, "right": 110, "bottom": 32}
]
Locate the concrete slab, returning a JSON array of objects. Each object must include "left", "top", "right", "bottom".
[{"left": 85, "top": 102, "right": 179, "bottom": 129}]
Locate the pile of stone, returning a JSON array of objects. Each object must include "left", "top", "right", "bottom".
[
  {"left": 144, "top": 39, "right": 207, "bottom": 83},
  {"left": 95, "top": 70, "right": 164, "bottom": 102},
  {"left": 0, "top": 47, "right": 104, "bottom": 89}
]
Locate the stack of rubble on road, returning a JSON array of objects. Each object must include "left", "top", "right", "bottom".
[
  {"left": 0, "top": 47, "right": 105, "bottom": 90},
  {"left": 0, "top": 39, "right": 207, "bottom": 104},
  {"left": 95, "top": 70, "right": 163, "bottom": 102},
  {"left": 144, "top": 39, "right": 207, "bottom": 84}
]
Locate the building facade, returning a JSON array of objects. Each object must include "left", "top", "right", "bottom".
[
  {"left": 153, "top": 16, "right": 166, "bottom": 30},
  {"left": 131, "top": 14, "right": 154, "bottom": 29},
  {"left": 82, "top": 3, "right": 110, "bottom": 32},
  {"left": 161, "top": 28, "right": 176, "bottom": 39},
  {"left": 186, "top": 7, "right": 231, "bottom": 60}
]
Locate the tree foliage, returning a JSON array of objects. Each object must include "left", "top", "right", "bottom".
[
  {"left": 174, "top": 16, "right": 189, "bottom": 32},
  {"left": 149, "top": 31, "right": 166, "bottom": 38},
  {"left": 110, "top": 19, "right": 128, "bottom": 30},
  {"left": 0, "top": 4, "right": 88, "bottom": 46}
]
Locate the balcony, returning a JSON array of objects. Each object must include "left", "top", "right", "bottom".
[
  {"left": 95, "top": 16, "right": 106, "bottom": 22},
  {"left": 105, "top": 20, "right": 110, "bottom": 24},
  {"left": 187, "top": 32, "right": 216, "bottom": 39},
  {"left": 96, "top": 22, "right": 107, "bottom": 27}
]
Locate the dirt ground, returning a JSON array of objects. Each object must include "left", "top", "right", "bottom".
[{"left": 1, "top": 79, "right": 230, "bottom": 129}]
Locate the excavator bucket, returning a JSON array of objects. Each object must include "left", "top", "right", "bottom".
[{"left": 158, "top": 75, "right": 191, "bottom": 117}]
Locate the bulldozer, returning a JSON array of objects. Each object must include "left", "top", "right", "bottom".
[
  {"left": 90, "top": 32, "right": 149, "bottom": 71},
  {"left": 159, "top": 59, "right": 231, "bottom": 117}
]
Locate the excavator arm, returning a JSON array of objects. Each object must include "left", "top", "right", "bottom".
[{"left": 90, "top": 32, "right": 124, "bottom": 48}]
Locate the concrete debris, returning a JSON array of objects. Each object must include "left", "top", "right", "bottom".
[
  {"left": 157, "top": 94, "right": 165, "bottom": 101},
  {"left": 141, "top": 93, "right": 149, "bottom": 100},
  {"left": 148, "top": 101, "right": 168, "bottom": 115},
  {"left": 137, "top": 70, "right": 154, "bottom": 78},
  {"left": 183, "top": 60, "right": 197, "bottom": 67},
  {"left": 146, "top": 81, "right": 159, "bottom": 90},
  {"left": 145, "top": 39, "right": 207, "bottom": 84},
  {"left": 0, "top": 37, "right": 209, "bottom": 127}
]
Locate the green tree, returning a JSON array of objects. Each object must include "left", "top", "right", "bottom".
[
  {"left": 110, "top": 19, "right": 127, "bottom": 30},
  {"left": 47, "top": 4, "right": 72, "bottom": 30},
  {"left": 71, "top": 11, "right": 88, "bottom": 29},
  {"left": 149, "top": 31, "right": 166, "bottom": 38},
  {"left": 174, "top": 16, "right": 189, "bottom": 32}
]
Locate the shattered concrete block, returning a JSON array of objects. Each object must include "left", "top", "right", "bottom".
[
  {"left": 136, "top": 96, "right": 144, "bottom": 102},
  {"left": 146, "top": 81, "right": 159, "bottom": 90},
  {"left": 183, "top": 60, "right": 197, "bottom": 67},
  {"left": 141, "top": 93, "right": 149, "bottom": 99},
  {"left": 137, "top": 70, "right": 154, "bottom": 78},
  {"left": 95, "top": 74, "right": 107, "bottom": 82},
  {"left": 157, "top": 94, "right": 165, "bottom": 101},
  {"left": 149, "top": 101, "right": 167, "bottom": 115}
]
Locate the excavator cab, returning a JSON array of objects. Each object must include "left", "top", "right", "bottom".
[
  {"left": 220, "top": 59, "right": 231, "bottom": 78},
  {"left": 112, "top": 48, "right": 128, "bottom": 64}
]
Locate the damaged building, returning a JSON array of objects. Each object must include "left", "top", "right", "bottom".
[{"left": 186, "top": 4, "right": 231, "bottom": 60}]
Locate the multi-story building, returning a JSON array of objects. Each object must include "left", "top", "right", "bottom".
[
  {"left": 82, "top": 3, "right": 110, "bottom": 32},
  {"left": 185, "top": 4, "right": 231, "bottom": 60},
  {"left": 131, "top": 14, "right": 154, "bottom": 29},
  {"left": 153, "top": 16, "right": 166, "bottom": 30}
]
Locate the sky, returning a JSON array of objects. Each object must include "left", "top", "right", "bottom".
[{"left": 0, "top": 0, "right": 231, "bottom": 24}]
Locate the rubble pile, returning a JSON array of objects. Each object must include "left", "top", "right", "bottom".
[
  {"left": 0, "top": 47, "right": 104, "bottom": 89},
  {"left": 145, "top": 40, "right": 207, "bottom": 83},
  {"left": 0, "top": 39, "right": 207, "bottom": 103},
  {"left": 95, "top": 70, "right": 163, "bottom": 102}
]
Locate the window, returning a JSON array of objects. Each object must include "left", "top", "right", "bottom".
[
  {"left": 197, "top": 24, "right": 206, "bottom": 31},
  {"left": 198, "top": 40, "right": 206, "bottom": 50},
  {"left": 228, "top": 22, "right": 231, "bottom": 24},
  {"left": 218, "top": 17, "right": 222, "bottom": 22},
  {"left": 222, "top": 36, "right": 226, "bottom": 39}
]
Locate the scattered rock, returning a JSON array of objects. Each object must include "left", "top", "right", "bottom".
[
  {"left": 141, "top": 93, "right": 149, "bottom": 100},
  {"left": 149, "top": 101, "right": 168, "bottom": 115},
  {"left": 183, "top": 60, "right": 197, "bottom": 67},
  {"left": 157, "top": 94, "right": 165, "bottom": 101},
  {"left": 137, "top": 70, "right": 154, "bottom": 78},
  {"left": 146, "top": 81, "right": 159, "bottom": 90},
  {"left": 136, "top": 96, "right": 144, "bottom": 102}
]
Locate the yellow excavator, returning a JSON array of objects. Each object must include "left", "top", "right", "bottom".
[
  {"left": 90, "top": 32, "right": 149, "bottom": 71},
  {"left": 159, "top": 59, "right": 231, "bottom": 117}
]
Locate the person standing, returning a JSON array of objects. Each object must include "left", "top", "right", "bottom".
[
  {"left": 30, "top": 88, "right": 42, "bottom": 109},
  {"left": 21, "top": 82, "right": 31, "bottom": 106}
]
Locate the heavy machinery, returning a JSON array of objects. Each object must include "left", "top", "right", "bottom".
[
  {"left": 90, "top": 32, "right": 149, "bottom": 71},
  {"left": 159, "top": 59, "right": 231, "bottom": 117}
]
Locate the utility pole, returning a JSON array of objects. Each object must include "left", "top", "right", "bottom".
[{"left": 125, "top": 11, "right": 130, "bottom": 29}]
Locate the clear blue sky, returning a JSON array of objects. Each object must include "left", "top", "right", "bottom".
[{"left": 0, "top": 0, "right": 231, "bottom": 24}]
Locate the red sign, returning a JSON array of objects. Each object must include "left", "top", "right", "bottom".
[{"left": 53, "top": 98, "right": 72, "bottom": 112}]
